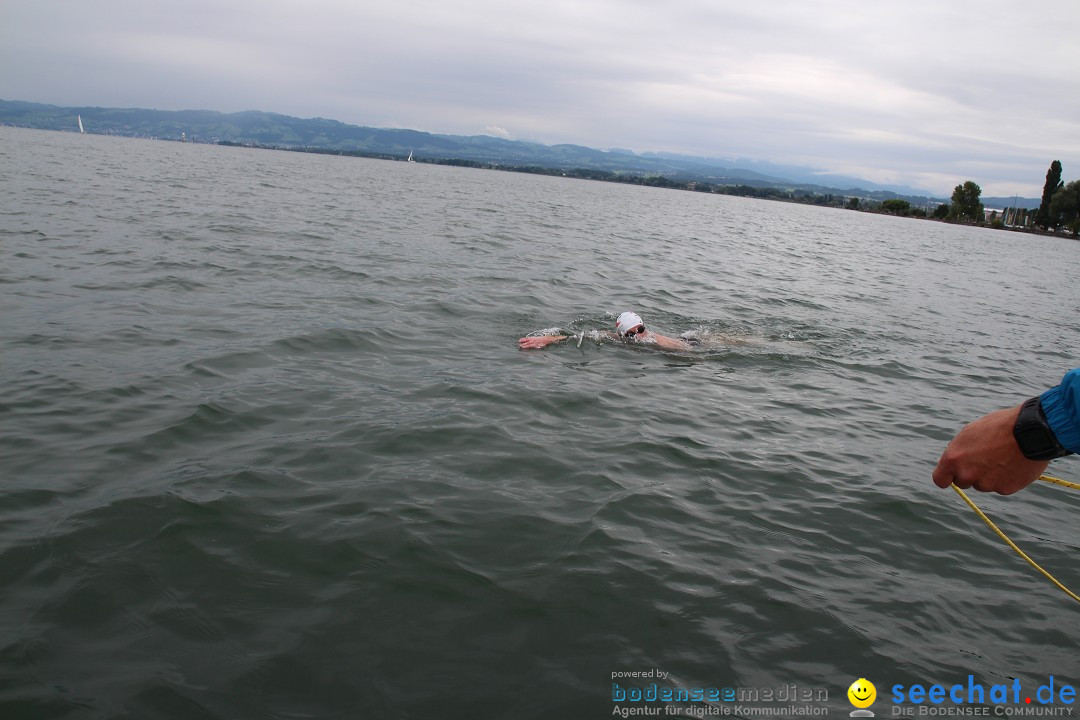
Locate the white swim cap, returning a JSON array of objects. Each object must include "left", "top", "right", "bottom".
[{"left": 616, "top": 311, "right": 644, "bottom": 336}]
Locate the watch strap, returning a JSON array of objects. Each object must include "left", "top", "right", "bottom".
[{"left": 1014, "top": 396, "right": 1072, "bottom": 461}]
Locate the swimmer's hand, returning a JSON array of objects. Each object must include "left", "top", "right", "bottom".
[{"left": 518, "top": 335, "right": 567, "bottom": 350}]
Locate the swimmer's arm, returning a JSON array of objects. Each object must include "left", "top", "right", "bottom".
[
  {"left": 519, "top": 330, "right": 620, "bottom": 349},
  {"left": 518, "top": 334, "right": 568, "bottom": 350},
  {"left": 646, "top": 332, "right": 692, "bottom": 351}
]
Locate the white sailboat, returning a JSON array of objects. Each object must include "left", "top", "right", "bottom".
[
  {"left": 77, "top": 115, "right": 85, "bottom": 134},
  {"left": 407, "top": 150, "right": 415, "bottom": 162}
]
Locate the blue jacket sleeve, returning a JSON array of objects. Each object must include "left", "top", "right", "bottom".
[{"left": 1040, "top": 368, "right": 1080, "bottom": 454}]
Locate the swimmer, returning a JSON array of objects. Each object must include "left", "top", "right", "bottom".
[{"left": 518, "top": 311, "right": 694, "bottom": 351}]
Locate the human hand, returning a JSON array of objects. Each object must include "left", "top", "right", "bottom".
[
  {"left": 518, "top": 335, "right": 563, "bottom": 350},
  {"left": 932, "top": 405, "right": 1050, "bottom": 495}
]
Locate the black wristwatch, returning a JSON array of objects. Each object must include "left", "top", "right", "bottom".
[{"left": 1013, "top": 396, "right": 1072, "bottom": 460}]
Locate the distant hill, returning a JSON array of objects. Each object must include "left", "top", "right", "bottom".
[
  {"left": 0, "top": 100, "right": 796, "bottom": 185},
  {"left": 642, "top": 151, "right": 931, "bottom": 198},
  {"left": 2, "top": 98, "right": 1036, "bottom": 206},
  {"left": 982, "top": 196, "right": 1041, "bottom": 210}
]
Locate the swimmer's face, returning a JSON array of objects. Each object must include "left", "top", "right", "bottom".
[
  {"left": 847, "top": 679, "right": 876, "bottom": 708},
  {"left": 623, "top": 325, "right": 645, "bottom": 337}
]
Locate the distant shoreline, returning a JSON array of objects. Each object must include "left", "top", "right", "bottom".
[
  {"left": 7, "top": 123, "right": 1075, "bottom": 240},
  {"left": 0, "top": 100, "right": 967, "bottom": 201},
  {"left": 210, "top": 138, "right": 1080, "bottom": 240}
]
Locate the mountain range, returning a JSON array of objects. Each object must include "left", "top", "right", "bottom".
[{"left": 0, "top": 99, "right": 1042, "bottom": 208}]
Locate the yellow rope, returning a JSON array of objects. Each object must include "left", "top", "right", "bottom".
[
  {"left": 952, "top": 474, "right": 1080, "bottom": 604},
  {"left": 1039, "top": 473, "right": 1080, "bottom": 491}
]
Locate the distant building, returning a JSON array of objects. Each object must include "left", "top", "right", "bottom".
[{"left": 986, "top": 205, "right": 1032, "bottom": 227}]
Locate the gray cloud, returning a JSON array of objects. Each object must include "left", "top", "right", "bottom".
[{"left": 3, "top": 0, "right": 1078, "bottom": 196}]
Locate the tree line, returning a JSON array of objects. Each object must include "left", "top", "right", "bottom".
[
  {"left": 422, "top": 157, "right": 1079, "bottom": 234},
  {"left": 934, "top": 161, "right": 1079, "bottom": 235}
]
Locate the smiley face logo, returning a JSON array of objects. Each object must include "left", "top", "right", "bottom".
[{"left": 848, "top": 678, "right": 876, "bottom": 709}]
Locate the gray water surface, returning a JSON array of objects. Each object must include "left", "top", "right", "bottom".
[{"left": 2, "top": 127, "right": 1079, "bottom": 719}]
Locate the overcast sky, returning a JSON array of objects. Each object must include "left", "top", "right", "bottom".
[{"left": 3, "top": 0, "right": 1078, "bottom": 197}]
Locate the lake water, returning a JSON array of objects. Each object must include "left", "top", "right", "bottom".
[{"left": 1, "top": 126, "right": 1078, "bottom": 719}]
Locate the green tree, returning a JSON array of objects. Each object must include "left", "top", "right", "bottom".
[
  {"left": 949, "top": 181, "right": 983, "bottom": 222},
  {"left": 847, "top": 197, "right": 860, "bottom": 210},
  {"left": 880, "top": 198, "right": 911, "bottom": 214},
  {"left": 933, "top": 203, "right": 950, "bottom": 219},
  {"left": 1036, "top": 160, "right": 1064, "bottom": 228},
  {"left": 1049, "top": 180, "right": 1080, "bottom": 235}
]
